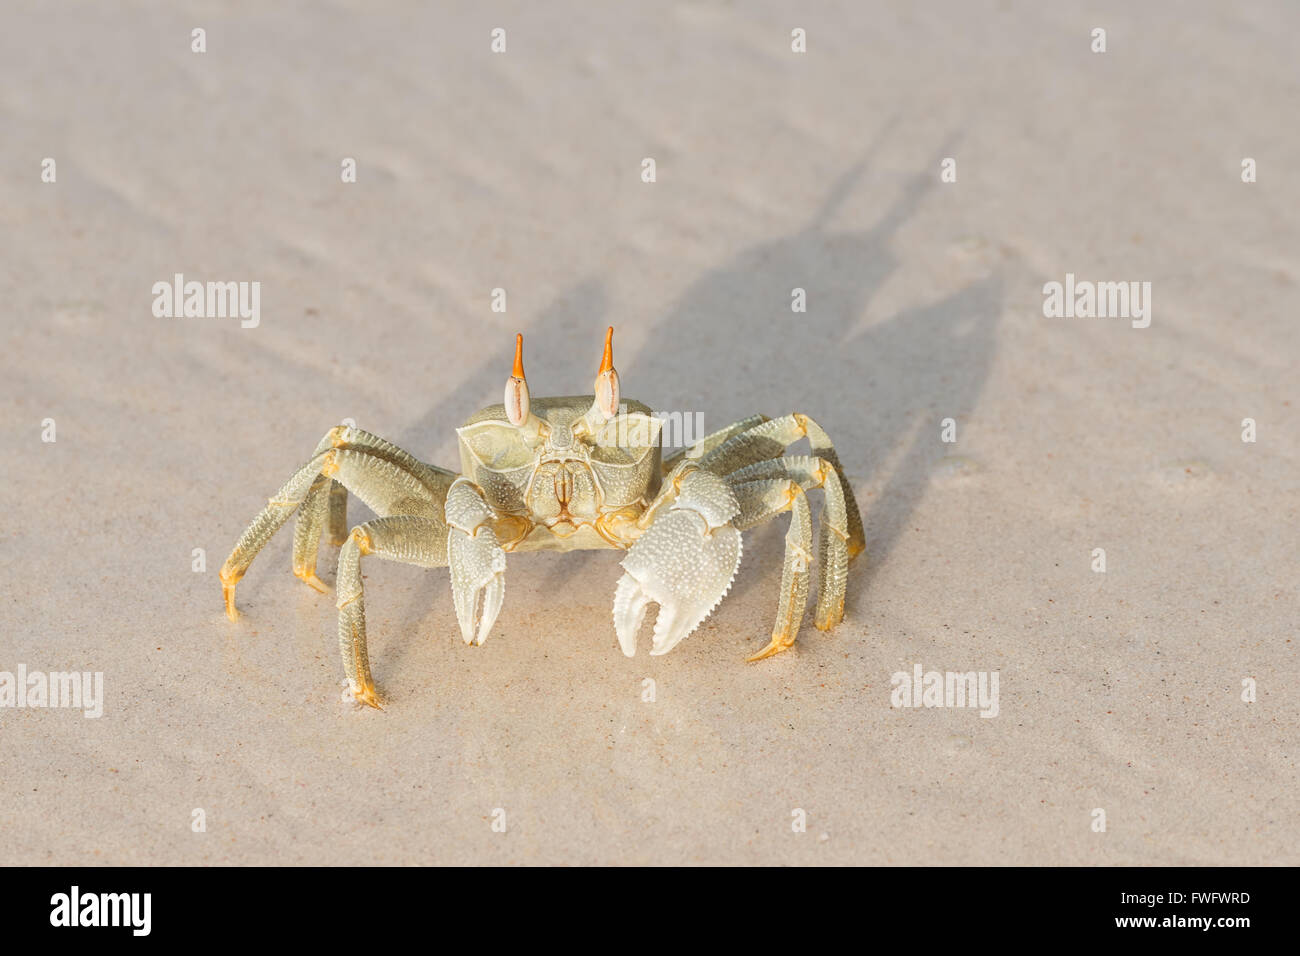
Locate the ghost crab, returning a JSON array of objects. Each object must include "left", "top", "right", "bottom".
[{"left": 220, "top": 328, "right": 865, "bottom": 707}]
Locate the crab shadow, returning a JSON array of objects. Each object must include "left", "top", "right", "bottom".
[{"left": 392, "top": 129, "right": 1002, "bottom": 668}]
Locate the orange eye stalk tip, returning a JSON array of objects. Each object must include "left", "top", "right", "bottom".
[
  {"left": 599, "top": 326, "right": 615, "bottom": 374},
  {"left": 512, "top": 332, "right": 525, "bottom": 379}
]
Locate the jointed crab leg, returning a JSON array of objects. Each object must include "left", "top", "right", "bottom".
[
  {"left": 291, "top": 426, "right": 454, "bottom": 587},
  {"left": 727, "top": 454, "right": 854, "bottom": 631},
  {"left": 292, "top": 473, "right": 336, "bottom": 593},
  {"left": 663, "top": 413, "right": 768, "bottom": 471},
  {"left": 336, "top": 515, "right": 450, "bottom": 708},
  {"left": 732, "top": 477, "right": 814, "bottom": 661},
  {"left": 327, "top": 478, "right": 349, "bottom": 544},
  {"left": 222, "top": 446, "right": 337, "bottom": 617},
  {"left": 697, "top": 412, "right": 865, "bottom": 557},
  {"left": 220, "top": 427, "right": 451, "bottom": 619}
]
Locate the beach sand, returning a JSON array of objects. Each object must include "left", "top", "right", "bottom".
[{"left": 1, "top": 1, "right": 1296, "bottom": 865}]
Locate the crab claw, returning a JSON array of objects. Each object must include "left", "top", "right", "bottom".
[
  {"left": 445, "top": 478, "right": 507, "bottom": 646},
  {"left": 449, "top": 526, "right": 506, "bottom": 645},
  {"left": 613, "top": 469, "right": 742, "bottom": 656}
]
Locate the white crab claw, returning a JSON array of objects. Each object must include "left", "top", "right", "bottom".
[
  {"left": 613, "top": 469, "right": 743, "bottom": 656},
  {"left": 449, "top": 526, "right": 507, "bottom": 645},
  {"left": 612, "top": 574, "right": 651, "bottom": 657}
]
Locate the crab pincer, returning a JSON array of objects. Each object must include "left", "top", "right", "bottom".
[
  {"left": 445, "top": 478, "right": 507, "bottom": 646},
  {"left": 612, "top": 467, "right": 743, "bottom": 656}
]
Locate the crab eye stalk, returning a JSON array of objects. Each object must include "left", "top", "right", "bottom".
[
  {"left": 593, "top": 326, "right": 620, "bottom": 421},
  {"left": 504, "top": 332, "right": 531, "bottom": 427}
]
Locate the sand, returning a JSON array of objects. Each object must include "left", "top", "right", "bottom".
[{"left": 1, "top": 1, "right": 1296, "bottom": 865}]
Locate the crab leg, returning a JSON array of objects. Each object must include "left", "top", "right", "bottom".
[
  {"left": 662, "top": 413, "right": 769, "bottom": 471},
  {"left": 327, "top": 477, "right": 349, "bottom": 544},
  {"left": 291, "top": 473, "right": 336, "bottom": 593},
  {"left": 731, "top": 477, "right": 814, "bottom": 660},
  {"left": 726, "top": 455, "right": 853, "bottom": 630},
  {"left": 290, "top": 425, "right": 455, "bottom": 589},
  {"left": 336, "top": 515, "right": 450, "bottom": 708},
  {"left": 220, "top": 433, "right": 450, "bottom": 619},
  {"left": 697, "top": 412, "right": 865, "bottom": 558},
  {"left": 221, "top": 447, "right": 336, "bottom": 618}
]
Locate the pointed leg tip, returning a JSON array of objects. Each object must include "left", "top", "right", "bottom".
[
  {"left": 746, "top": 634, "right": 796, "bottom": 662},
  {"left": 294, "top": 568, "right": 330, "bottom": 594},
  {"left": 221, "top": 567, "right": 244, "bottom": 621},
  {"left": 222, "top": 586, "right": 240, "bottom": 621},
  {"left": 347, "top": 682, "right": 383, "bottom": 709}
]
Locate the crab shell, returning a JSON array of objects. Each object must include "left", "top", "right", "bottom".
[{"left": 454, "top": 396, "right": 664, "bottom": 552}]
